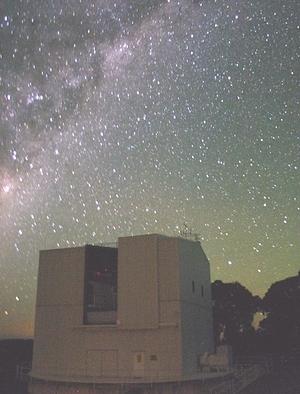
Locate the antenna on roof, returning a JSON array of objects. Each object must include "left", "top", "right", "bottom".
[{"left": 179, "top": 223, "right": 200, "bottom": 242}]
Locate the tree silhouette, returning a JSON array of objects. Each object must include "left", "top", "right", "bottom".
[
  {"left": 212, "top": 280, "right": 260, "bottom": 355},
  {"left": 259, "top": 272, "right": 300, "bottom": 353}
]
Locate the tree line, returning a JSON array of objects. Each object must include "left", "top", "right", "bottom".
[{"left": 212, "top": 272, "right": 300, "bottom": 357}]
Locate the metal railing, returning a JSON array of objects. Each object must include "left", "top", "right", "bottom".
[{"left": 208, "top": 362, "right": 269, "bottom": 394}]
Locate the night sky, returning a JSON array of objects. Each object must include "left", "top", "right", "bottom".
[{"left": 0, "top": 0, "right": 299, "bottom": 338}]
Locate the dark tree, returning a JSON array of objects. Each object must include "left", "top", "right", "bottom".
[
  {"left": 212, "top": 280, "right": 260, "bottom": 356},
  {"left": 259, "top": 272, "right": 300, "bottom": 354}
]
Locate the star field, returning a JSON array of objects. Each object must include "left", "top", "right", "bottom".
[{"left": 0, "top": 0, "right": 299, "bottom": 338}]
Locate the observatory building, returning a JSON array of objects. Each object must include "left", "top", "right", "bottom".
[{"left": 30, "top": 234, "right": 216, "bottom": 393}]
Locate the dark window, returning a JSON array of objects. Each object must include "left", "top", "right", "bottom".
[
  {"left": 192, "top": 280, "right": 195, "bottom": 293},
  {"left": 201, "top": 285, "right": 204, "bottom": 297}
]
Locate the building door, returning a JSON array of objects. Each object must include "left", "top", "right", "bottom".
[
  {"left": 133, "top": 352, "right": 145, "bottom": 377},
  {"left": 87, "top": 350, "right": 102, "bottom": 376},
  {"left": 102, "top": 350, "right": 118, "bottom": 377}
]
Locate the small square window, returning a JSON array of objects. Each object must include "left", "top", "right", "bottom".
[{"left": 136, "top": 354, "right": 142, "bottom": 363}]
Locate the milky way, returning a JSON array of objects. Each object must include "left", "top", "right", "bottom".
[{"left": 0, "top": 0, "right": 299, "bottom": 337}]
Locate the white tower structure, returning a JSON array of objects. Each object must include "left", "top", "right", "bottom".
[{"left": 30, "top": 234, "right": 214, "bottom": 393}]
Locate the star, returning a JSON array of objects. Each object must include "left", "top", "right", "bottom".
[{"left": 0, "top": 0, "right": 299, "bottom": 339}]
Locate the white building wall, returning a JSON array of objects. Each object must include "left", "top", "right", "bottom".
[
  {"left": 31, "top": 236, "right": 183, "bottom": 382},
  {"left": 157, "top": 237, "right": 181, "bottom": 327},
  {"left": 178, "top": 239, "right": 214, "bottom": 375},
  {"left": 32, "top": 247, "right": 86, "bottom": 377},
  {"left": 118, "top": 234, "right": 160, "bottom": 329},
  {"left": 31, "top": 234, "right": 213, "bottom": 384}
]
